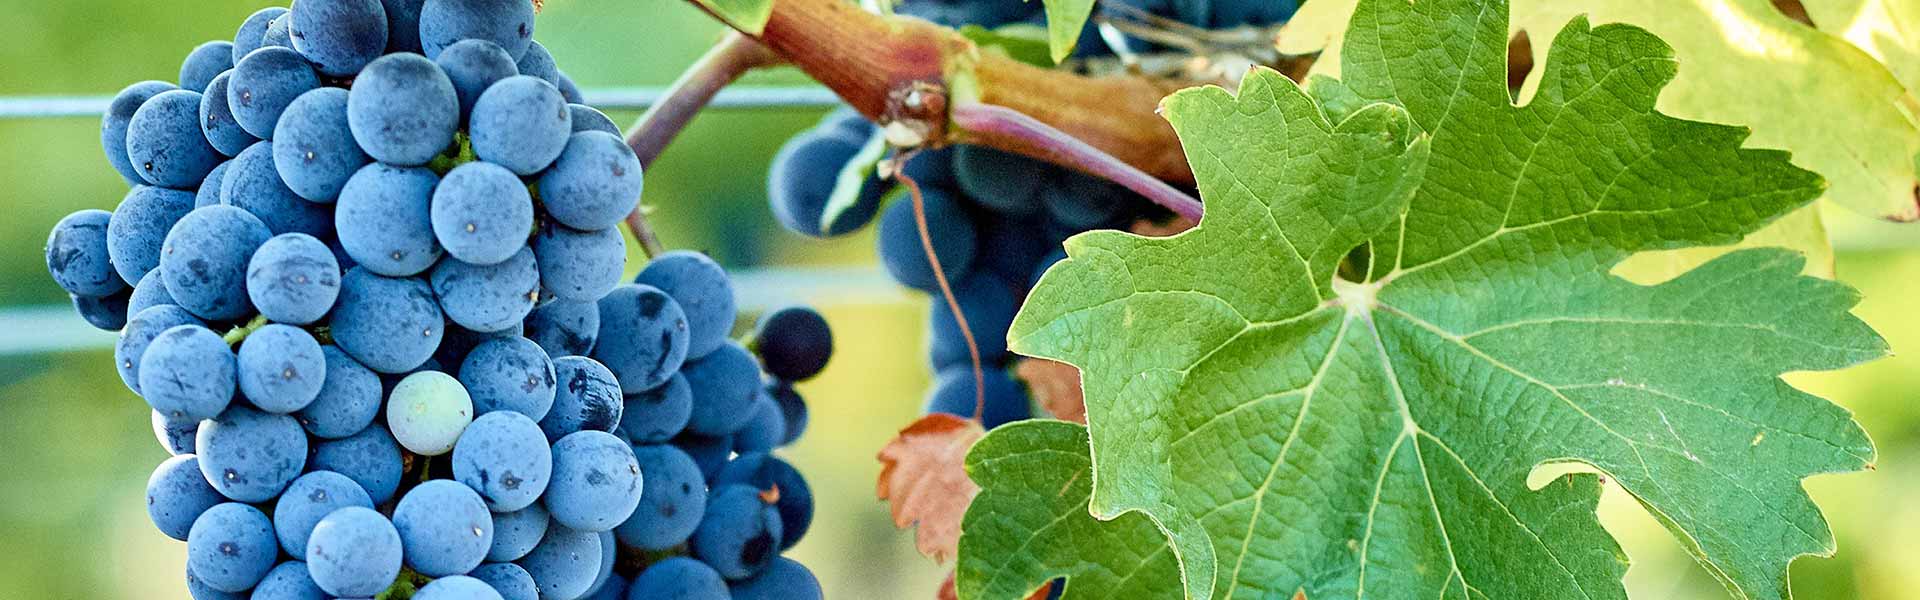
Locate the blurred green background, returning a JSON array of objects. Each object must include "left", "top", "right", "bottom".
[{"left": 0, "top": 1, "right": 1914, "bottom": 598}]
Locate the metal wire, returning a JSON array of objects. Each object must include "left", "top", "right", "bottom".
[{"left": 0, "top": 86, "right": 843, "bottom": 119}]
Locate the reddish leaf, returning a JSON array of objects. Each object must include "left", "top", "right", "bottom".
[
  {"left": 1015, "top": 358, "right": 1086, "bottom": 424},
  {"left": 877, "top": 413, "right": 986, "bottom": 563},
  {"left": 937, "top": 570, "right": 1053, "bottom": 600},
  {"left": 1128, "top": 215, "right": 1198, "bottom": 237}
]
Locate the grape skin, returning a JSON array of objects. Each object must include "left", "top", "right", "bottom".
[
  {"left": 435, "top": 38, "right": 520, "bottom": 119},
  {"left": 392, "top": 479, "right": 495, "bottom": 577},
  {"left": 330, "top": 267, "right": 445, "bottom": 373},
  {"left": 309, "top": 425, "right": 404, "bottom": 504},
  {"left": 146, "top": 455, "right": 223, "bottom": 541},
  {"left": 102, "top": 81, "right": 179, "bottom": 185},
  {"left": 197, "top": 405, "right": 309, "bottom": 502},
  {"left": 199, "top": 70, "right": 258, "bottom": 156},
  {"left": 251, "top": 561, "right": 327, "bottom": 599},
  {"left": 271, "top": 471, "right": 374, "bottom": 559},
  {"left": 927, "top": 272, "right": 1019, "bottom": 371},
  {"left": 272, "top": 88, "right": 369, "bottom": 202},
  {"left": 158, "top": 205, "right": 271, "bottom": 321},
  {"left": 431, "top": 246, "right": 541, "bottom": 333},
  {"left": 533, "top": 223, "right": 625, "bottom": 303},
  {"left": 108, "top": 185, "right": 195, "bottom": 286},
  {"left": 470, "top": 76, "right": 572, "bottom": 175},
  {"left": 334, "top": 163, "right": 442, "bottom": 276},
  {"left": 194, "top": 160, "right": 233, "bottom": 207},
  {"left": 430, "top": 161, "right": 534, "bottom": 265},
  {"left": 46, "top": 209, "right": 123, "bottom": 298},
  {"left": 615, "top": 444, "right": 707, "bottom": 551},
  {"left": 714, "top": 453, "right": 815, "bottom": 551},
  {"left": 619, "top": 371, "right": 692, "bottom": 444},
  {"left": 681, "top": 342, "right": 763, "bottom": 437},
  {"left": 139, "top": 325, "right": 237, "bottom": 422},
  {"left": 222, "top": 141, "right": 334, "bottom": 237},
  {"left": 452, "top": 410, "right": 553, "bottom": 512},
  {"left": 245, "top": 233, "right": 341, "bottom": 325},
  {"left": 386, "top": 370, "right": 474, "bottom": 456},
  {"left": 186, "top": 503, "right": 279, "bottom": 592},
  {"left": 419, "top": 0, "right": 536, "bottom": 60},
  {"left": 297, "top": 346, "right": 383, "bottom": 439},
  {"left": 632, "top": 251, "right": 737, "bottom": 360},
  {"left": 630, "top": 557, "right": 728, "bottom": 600},
  {"left": 486, "top": 503, "right": 551, "bottom": 563},
  {"left": 416, "top": 575, "right": 506, "bottom": 600},
  {"left": 925, "top": 366, "right": 1034, "bottom": 429},
  {"left": 591, "top": 284, "right": 689, "bottom": 394},
  {"left": 227, "top": 46, "right": 321, "bottom": 139},
  {"left": 472, "top": 563, "right": 539, "bottom": 600},
  {"left": 459, "top": 336, "right": 557, "bottom": 421},
  {"left": 537, "top": 131, "right": 644, "bottom": 231},
  {"left": 232, "top": 8, "right": 291, "bottom": 63},
  {"left": 540, "top": 356, "right": 623, "bottom": 441},
  {"left": 731, "top": 395, "right": 786, "bottom": 455},
  {"left": 754, "top": 305, "right": 834, "bottom": 381},
  {"left": 545, "top": 430, "right": 643, "bottom": 532},
  {"left": 568, "top": 104, "right": 619, "bottom": 136},
  {"left": 152, "top": 410, "right": 199, "bottom": 455},
  {"left": 306, "top": 506, "right": 403, "bottom": 597},
  {"left": 517, "top": 524, "right": 601, "bottom": 600},
  {"left": 347, "top": 52, "right": 460, "bottom": 166},
  {"left": 690, "top": 484, "right": 784, "bottom": 580},
  {"left": 116, "top": 305, "right": 205, "bottom": 394},
  {"left": 179, "top": 41, "right": 236, "bottom": 94},
  {"left": 524, "top": 298, "right": 600, "bottom": 358},
  {"left": 730, "top": 557, "right": 824, "bottom": 600},
  {"left": 289, "top": 0, "right": 390, "bottom": 77},
  {"left": 236, "top": 324, "right": 328, "bottom": 413},
  {"left": 875, "top": 183, "right": 979, "bottom": 292},
  {"left": 127, "top": 89, "right": 222, "bottom": 188}
]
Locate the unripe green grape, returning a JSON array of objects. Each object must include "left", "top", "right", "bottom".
[{"left": 387, "top": 371, "right": 474, "bottom": 455}]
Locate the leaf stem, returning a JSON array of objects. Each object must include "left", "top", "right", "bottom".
[{"left": 951, "top": 102, "right": 1204, "bottom": 221}]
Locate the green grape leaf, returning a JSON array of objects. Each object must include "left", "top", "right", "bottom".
[
  {"left": 1803, "top": 0, "right": 1920, "bottom": 97},
  {"left": 958, "top": 23, "right": 1059, "bottom": 68},
  {"left": 957, "top": 420, "right": 1184, "bottom": 600},
  {"left": 1038, "top": 0, "right": 1098, "bottom": 64},
  {"left": 691, "top": 0, "right": 773, "bottom": 35},
  {"left": 980, "top": 1, "right": 1888, "bottom": 599}
]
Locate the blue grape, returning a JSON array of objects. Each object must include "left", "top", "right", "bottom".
[
  {"left": 139, "top": 325, "right": 237, "bottom": 421},
  {"left": 532, "top": 223, "right": 624, "bottom": 303},
  {"left": 525, "top": 298, "right": 599, "bottom": 358},
  {"left": 435, "top": 323, "right": 521, "bottom": 371},
  {"left": 245, "top": 233, "right": 340, "bottom": 325},
  {"left": 899, "top": 146, "right": 957, "bottom": 190},
  {"left": 187, "top": 565, "right": 247, "bottom": 600},
  {"left": 673, "top": 432, "right": 733, "bottom": 481},
  {"left": 454, "top": 410, "right": 553, "bottom": 511},
  {"left": 393, "top": 479, "right": 495, "bottom": 577},
  {"left": 103, "top": 81, "right": 179, "bottom": 185},
  {"left": 298, "top": 346, "right": 382, "bottom": 438},
  {"left": 925, "top": 366, "right": 1032, "bottom": 429},
  {"left": 432, "top": 246, "right": 541, "bottom": 332},
  {"left": 117, "top": 305, "right": 205, "bottom": 393},
  {"left": 470, "top": 76, "right": 571, "bottom": 175},
  {"left": 691, "top": 484, "right": 783, "bottom": 580},
  {"left": 897, "top": 0, "right": 1040, "bottom": 27},
  {"left": 591, "top": 284, "right": 688, "bottom": 393},
  {"left": 417, "top": 575, "right": 505, "bottom": 600},
  {"left": 434, "top": 38, "right": 519, "bottom": 119},
  {"left": 306, "top": 506, "right": 403, "bottom": 597},
  {"left": 289, "top": 0, "right": 388, "bottom": 77},
  {"left": 188, "top": 503, "right": 278, "bottom": 592},
  {"left": 1042, "top": 170, "right": 1132, "bottom": 229},
  {"left": 540, "top": 356, "right": 622, "bottom": 441},
  {"left": 682, "top": 342, "right": 761, "bottom": 436},
  {"left": 335, "top": 163, "right": 442, "bottom": 276},
  {"left": 731, "top": 394, "right": 784, "bottom": 455},
  {"left": 147, "top": 454, "right": 223, "bottom": 541},
  {"left": 767, "top": 130, "right": 882, "bottom": 238},
  {"left": 585, "top": 530, "right": 619, "bottom": 598},
  {"left": 557, "top": 72, "right": 585, "bottom": 104},
  {"left": 927, "top": 272, "right": 1018, "bottom": 370},
  {"left": 588, "top": 574, "right": 628, "bottom": 600},
  {"left": 348, "top": 52, "right": 460, "bottom": 165},
  {"left": 488, "top": 503, "right": 551, "bottom": 562},
  {"left": 714, "top": 453, "right": 813, "bottom": 550},
  {"left": 518, "top": 524, "right": 600, "bottom": 600},
  {"left": 228, "top": 46, "right": 320, "bottom": 139},
  {"left": 952, "top": 144, "right": 1043, "bottom": 216},
  {"left": 381, "top": 0, "right": 425, "bottom": 52},
  {"left": 1205, "top": 0, "right": 1298, "bottom": 26},
  {"left": 615, "top": 443, "right": 706, "bottom": 550},
  {"left": 180, "top": 41, "right": 235, "bottom": 93},
  {"left": 272, "top": 88, "right": 368, "bottom": 202},
  {"left": 460, "top": 336, "right": 557, "bottom": 420},
  {"left": 767, "top": 382, "right": 807, "bottom": 446},
  {"left": 538, "top": 130, "right": 642, "bottom": 230},
  {"left": 432, "top": 161, "right": 534, "bottom": 265},
  {"left": 262, "top": 14, "right": 294, "bottom": 50},
  {"left": 754, "top": 305, "right": 833, "bottom": 381},
  {"left": 251, "top": 561, "right": 327, "bottom": 600},
  {"left": 473, "top": 563, "right": 539, "bottom": 600},
  {"left": 72, "top": 288, "right": 132, "bottom": 330},
  {"left": 237, "top": 324, "right": 327, "bottom": 413},
  {"left": 387, "top": 370, "right": 475, "bottom": 455},
  {"left": 233, "top": 8, "right": 291, "bottom": 63},
  {"left": 515, "top": 41, "right": 560, "bottom": 86},
  {"left": 877, "top": 184, "right": 978, "bottom": 292},
  {"left": 973, "top": 213, "right": 1051, "bottom": 285},
  {"left": 127, "top": 89, "right": 222, "bottom": 188},
  {"left": 1031, "top": 247, "right": 1066, "bottom": 288},
  {"left": 273, "top": 471, "right": 375, "bottom": 559},
  {"left": 632, "top": 251, "right": 736, "bottom": 360},
  {"left": 546, "top": 430, "right": 642, "bottom": 531},
  {"left": 153, "top": 410, "right": 199, "bottom": 455},
  {"left": 420, "top": 0, "right": 535, "bottom": 60},
  {"left": 730, "top": 557, "right": 822, "bottom": 600},
  {"left": 331, "top": 267, "right": 445, "bottom": 373},
  {"left": 46, "top": 209, "right": 123, "bottom": 297},
  {"left": 310, "top": 425, "right": 404, "bottom": 503},
  {"left": 196, "top": 160, "right": 233, "bottom": 207},
  {"left": 198, "top": 405, "right": 308, "bottom": 502},
  {"left": 222, "top": 141, "right": 333, "bottom": 237},
  {"left": 629, "top": 557, "right": 727, "bottom": 600},
  {"left": 108, "top": 186, "right": 194, "bottom": 286},
  {"left": 621, "top": 371, "right": 691, "bottom": 444},
  {"left": 569, "top": 104, "right": 618, "bottom": 136}
]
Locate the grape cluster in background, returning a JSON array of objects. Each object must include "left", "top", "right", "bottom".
[
  {"left": 767, "top": 0, "right": 1300, "bottom": 431},
  {"left": 44, "top": 0, "right": 828, "bottom": 598}
]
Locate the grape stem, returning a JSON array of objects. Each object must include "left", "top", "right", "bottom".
[
  {"left": 221, "top": 314, "right": 271, "bottom": 347},
  {"left": 897, "top": 172, "right": 987, "bottom": 423},
  {"left": 951, "top": 102, "right": 1204, "bottom": 222}
]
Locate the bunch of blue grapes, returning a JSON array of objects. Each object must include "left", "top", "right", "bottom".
[{"left": 45, "top": 1, "right": 826, "bottom": 598}]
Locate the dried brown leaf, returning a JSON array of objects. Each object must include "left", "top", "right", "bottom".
[
  {"left": 877, "top": 413, "right": 986, "bottom": 564},
  {"left": 1015, "top": 358, "right": 1086, "bottom": 424},
  {"left": 937, "top": 570, "right": 1053, "bottom": 600}
]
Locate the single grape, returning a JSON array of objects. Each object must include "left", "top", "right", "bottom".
[
  {"left": 222, "top": 141, "right": 333, "bottom": 237},
  {"left": 348, "top": 52, "right": 460, "bottom": 165},
  {"left": 925, "top": 366, "right": 1033, "bottom": 429},
  {"left": 682, "top": 342, "right": 762, "bottom": 436},
  {"left": 335, "top": 163, "right": 442, "bottom": 276},
  {"left": 898, "top": 146, "right": 957, "bottom": 190},
  {"left": 754, "top": 305, "right": 833, "bottom": 381},
  {"left": 195, "top": 160, "right": 234, "bottom": 207},
  {"left": 147, "top": 455, "right": 223, "bottom": 541},
  {"left": 629, "top": 557, "right": 727, "bottom": 600},
  {"left": 470, "top": 76, "right": 571, "bottom": 175},
  {"left": 262, "top": 13, "right": 294, "bottom": 50},
  {"left": 306, "top": 506, "right": 402, "bottom": 597},
  {"left": 1042, "top": 169, "right": 1135, "bottom": 230},
  {"left": 927, "top": 272, "right": 1019, "bottom": 371},
  {"left": 386, "top": 370, "right": 474, "bottom": 455},
  {"left": 251, "top": 561, "right": 326, "bottom": 600},
  {"left": 584, "top": 530, "right": 619, "bottom": 598},
  {"left": 514, "top": 41, "right": 559, "bottom": 85},
  {"left": 197, "top": 405, "right": 308, "bottom": 502},
  {"left": 691, "top": 484, "right": 784, "bottom": 580},
  {"left": 730, "top": 557, "right": 823, "bottom": 600},
  {"left": 416, "top": 575, "right": 505, "bottom": 600},
  {"left": 972, "top": 213, "right": 1051, "bottom": 285},
  {"left": 272, "top": 471, "right": 374, "bottom": 559},
  {"left": 876, "top": 184, "right": 979, "bottom": 293},
  {"left": 108, "top": 186, "right": 195, "bottom": 286},
  {"left": 153, "top": 410, "right": 199, "bottom": 455},
  {"left": 393, "top": 479, "right": 495, "bottom": 576},
  {"left": 614, "top": 444, "right": 706, "bottom": 551},
  {"left": 517, "top": 524, "right": 601, "bottom": 600},
  {"left": 117, "top": 305, "right": 205, "bottom": 393},
  {"left": 591, "top": 284, "right": 688, "bottom": 393},
  {"left": 540, "top": 356, "right": 623, "bottom": 441},
  {"left": 237, "top": 324, "right": 327, "bottom": 413},
  {"left": 673, "top": 431, "right": 733, "bottom": 480},
  {"left": 434, "top": 38, "right": 520, "bottom": 120},
  {"left": 568, "top": 104, "right": 618, "bottom": 136},
  {"left": 621, "top": 372, "right": 692, "bottom": 444},
  {"left": 272, "top": 88, "right": 368, "bottom": 202},
  {"left": 186, "top": 564, "right": 247, "bottom": 600},
  {"left": 126, "top": 89, "right": 222, "bottom": 188},
  {"left": 538, "top": 131, "right": 643, "bottom": 230},
  {"left": 381, "top": 0, "right": 426, "bottom": 53},
  {"left": 453, "top": 410, "right": 553, "bottom": 511},
  {"left": 714, "top": 453, "right": 814, "bottom": 550},
  {"left": 309, "top": 425, "right": 404, "bottom": 504},
  {"left": 187, "top": 503, "right": 278, "bottom": 592},
  {"left": 232, "top": 8, "right": 291, "bottom": 63},
  {"left": 731, "top": 394, "right": 785, "bottom": 455},
  {"left": 227, "top": 46, "right": 320, "bottom": 139},
  {"left": 431, "top": 161, "right": 534, "bottom": 265},
  {"left": 632, "top": 251, "right": 736, "bottom": 360},
  {"left": 767, "top": 382, "right": 807, "bottom": 446},
  {"left": 289, "top": 0, "right": 388, "bottom": 77},
  {"left": 140, "top": 325, "right": 237, "bottom": 421},
  {"left": 331, "top": 267, "right": 445, "bottom": 373},
  {"left": 487, "top": 503, "right": 551, "bottom": 563},
  {"left": 102, "top": 81, "right": 179, "bottom": 185},
  {"left": 297, "top": 346, "right": 382, "bottom": 438},
  {"left": 432, "top": 246, "right": 541, "bottom": 332},
  {"left": 766, "top": 130, "right": 882, "bottom": 238},
  {"left": 73, "top": 289, "right": 131, "bottom": 330},
  {"left": 532, "top": 222, "right": 625, "bottom": 303},
  {"left": 419, "top": 0, "right": 535, "bottom": 60},
  {"left": 472, "top": 563, "right": 539, "bottom": 600},
  {"left": 245, "top": 233, "right": 340, "bottom": 325},
  {"left": 525, "top": 298, "right": 599, "bottom": 358},
  {"left": 179, "top": 41, "right": 235, "bottom": 93},
  {"left": 459, "top": 337, "right": 556, "bottom": 420},
  {"left": 47, "top": 209, "right": 124, "bottom": 298},
  {"left": 546, "top": 430, "right": 642, "bottom": 532},
  {"left": 953, "top": 144, "right": 1044, "bottom": 216}
]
